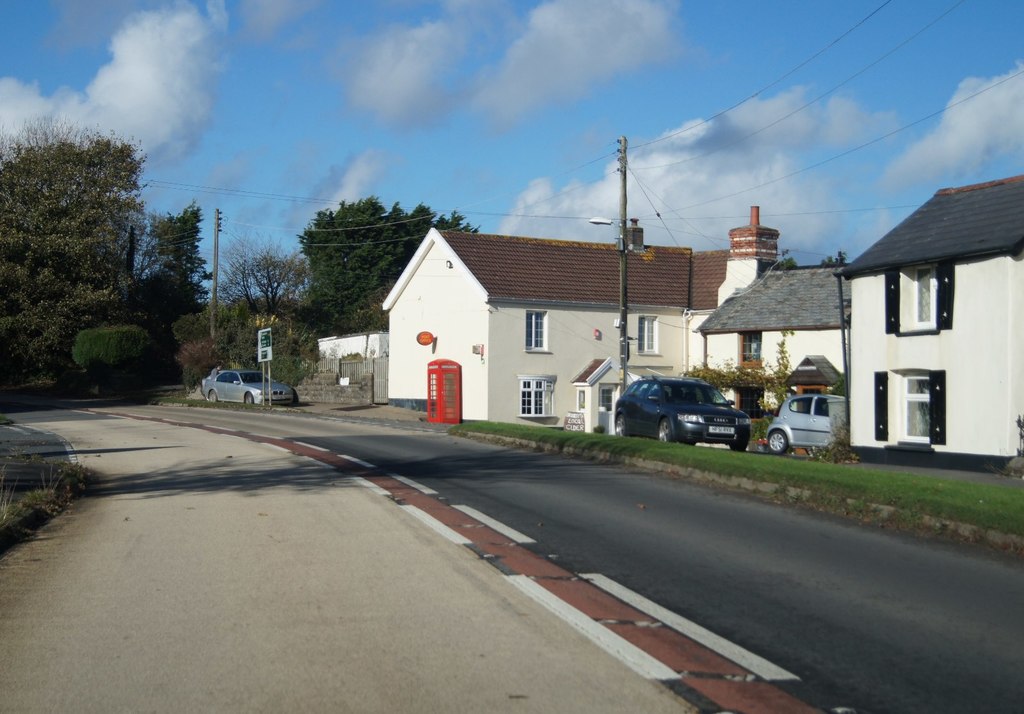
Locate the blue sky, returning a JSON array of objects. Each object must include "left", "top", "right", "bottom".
[{"left": 2, "top": 0, "right": 1023, "bottom": 266}]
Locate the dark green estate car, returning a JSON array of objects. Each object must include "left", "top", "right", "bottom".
[{"left": 614, "top": 376, "right": 751, "bottom": 451}]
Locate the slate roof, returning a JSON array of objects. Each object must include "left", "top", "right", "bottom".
[
  {"left": 842, "top": 174, "right": 1024, "bottom": 277},
  {"left": 786, "top": 355, "right": 841, "bottom": 386},
  {"left": 441, "top": 231, "right": 696, "bottom": 308},
  {"left": 698, "top": 266, "right": 846, "bottom": 333}
]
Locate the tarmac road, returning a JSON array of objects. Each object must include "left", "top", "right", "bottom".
[{"left": 0, "top": 408, "right": 689, "bottom": 714}]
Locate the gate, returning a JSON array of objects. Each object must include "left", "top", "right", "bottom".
[
  {"left": 372, "top": 357, "right": 388, "bottom": 405},
  {"left": 328, "top": 357, "right": 389, "bottom": 405}
]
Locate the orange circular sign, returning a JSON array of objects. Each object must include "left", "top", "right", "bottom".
[{"left": 416, "top": 331, "right": 435, "bottom": 346}]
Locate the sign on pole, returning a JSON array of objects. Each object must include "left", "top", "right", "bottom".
[{"left": 258, "top": 328, "right": 273, "bottom": 362}]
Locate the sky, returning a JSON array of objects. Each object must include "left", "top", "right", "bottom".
[{"left": 2, "top": 0, "right": 1023, "bottom": 267}]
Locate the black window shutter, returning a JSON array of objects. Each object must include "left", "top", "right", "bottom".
[
  {"left": 874, "top": 371, "right": 889, "bottom": 441},
  {"left": 936, "top": 261, "right": 955, "bottom": 330},
  {"left": 884, "top": 271, "right": 900, "bottom": 334},
  {"left": 929, "top": 370, "right": 946, "bottom": 445}
]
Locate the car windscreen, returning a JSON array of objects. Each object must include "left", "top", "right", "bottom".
[
  {"left": 664, "top": 383, "right": 730, "bottom": 405},
  {"left": 239, "top": 372, "right": 264, "bottom": 384}
]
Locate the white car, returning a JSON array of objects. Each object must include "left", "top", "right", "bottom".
[{"left": 203, "top": 370, "right": 297, "bottom": 405}]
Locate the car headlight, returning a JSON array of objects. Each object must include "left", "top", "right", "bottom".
[
  {"left": 677, "top": 413, "right": 702, "bottom": 424},
  {"left": 737, "top": 417, "right": 751, "bottom": 425}
]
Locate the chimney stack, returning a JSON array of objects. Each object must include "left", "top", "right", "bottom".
[{"left": 728, "top": 205, "right": 779, "bottom": 276}]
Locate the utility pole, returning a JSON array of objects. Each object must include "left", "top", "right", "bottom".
[
  {"left": 618, "top": 136, "right": 629, "bottom": 395},
  {"left": 210, "top": 208, "right": 220, "bottom": 339}
]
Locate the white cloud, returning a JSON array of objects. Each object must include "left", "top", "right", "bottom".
[
  {"left": 883, "top": 62, "right": 1024, "bottom": 188},
  {"left": 498, "top": 90, "right": 892, "bottom": 259},
  {"left": 472, "top": 0, "right": 679, "bottom": 127},
  {"left": 313, "top": 150, "right": 392, "bottom": 206},
  {"left": 0, "top": 3, "right": 224, "bottom": 163},
  {"left": 342, "top": 18, "right": 463, "bottom": 126},
  {"left": 340, "top": 0, "right": 679, "bottom": 129}
]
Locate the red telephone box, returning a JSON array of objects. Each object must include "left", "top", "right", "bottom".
[{"left": 426, "top": 359, "right": 462, "bottom": 424}]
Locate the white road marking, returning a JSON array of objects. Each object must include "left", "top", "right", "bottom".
[
  {"left": 339, "top": 454, "right": 377, "bottom": 470},
  {"left": 399, "top": 505, "right": 471, "bottom": 545},
  {"left": 389, "top": 473, "right": 438, "bottom": 494},
  {"left": 507, "top": 575, "right": 679, "bottom": 681},
  {"left": 293, "top": 441, "right": 330, "bottom": 452},
  {"left": 582, "top": 573, "right": 800, "bottom": 682},
  {"left": 453, "top": 505, "right": 536, "bottom": 544},
  {"left": 342, "top": 476, "right": 390, "bottom": 496}
]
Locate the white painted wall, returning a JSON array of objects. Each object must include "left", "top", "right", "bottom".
[
  {"left": 386, "top": 240, "right": 492, "bottom": 419},
  {"left": 847, "top": 255, "right": 1023, "bottom": 457},
  {"left": 318, "top": 333, "right": 389, "bottom": 358}
]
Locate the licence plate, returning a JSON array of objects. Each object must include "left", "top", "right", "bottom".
[{"left": 708, "top": 425, "right": 735, "bottom": 435}]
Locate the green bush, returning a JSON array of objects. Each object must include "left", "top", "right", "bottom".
[{"left": 72, "top": 326, "right": 151, "bottom": 370}]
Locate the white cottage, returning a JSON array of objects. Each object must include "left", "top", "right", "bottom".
[
  {"left": 840, "top": 175, "right": 1024, "bottom": 471},
  {"left": 382, "top": 228, "right": 725, "bottom": 428}
]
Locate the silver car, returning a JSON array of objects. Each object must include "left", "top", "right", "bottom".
[
  {"left": 203, "top": 370, "right": 297, "bottom": 405},
  {"left": 766, "top": 394, "right": 845, "bottom": 454}
]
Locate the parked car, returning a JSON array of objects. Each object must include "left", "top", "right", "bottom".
[
  {"left": 202, "top": 369, "right": 297, "bottom": 406},
  {"left": 614, "top": 376, "right": 751, "bottom": 451},
  {"left": 766, "top": 394, "right": 845, "bottom": 454}
]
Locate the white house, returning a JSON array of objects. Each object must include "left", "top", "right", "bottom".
[
  {"left": 382, "top": 228, "right": 725, "bottom": 429},
  {"left": 840, "top": 175, "right": 1024, "bottom": 471}
]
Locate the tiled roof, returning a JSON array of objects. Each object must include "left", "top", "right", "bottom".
[
  {"left": 698, "top": 267, "right": 846, "bottom": 333},
  {"left": 842, "top": 174, "right": 1024, "bottom": 277},
  {"left": 442, "top": 231, "right": 694, "bottom": 308},
  {"left": 786, "top": 355, "right": 841, "bottom": 386},
  {"left": 690, "top": 251, "right": 728, "bottom": 310},
  {"left": 571, "top": 358, "right": 611, "bottom": 384}
]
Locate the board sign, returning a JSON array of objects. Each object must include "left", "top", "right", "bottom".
[
  {"left": 563, "top": 411, "right": 586, "bottom": 432},
  {"left": 257, "top": 328, "right": 273, "bottom": 362}
]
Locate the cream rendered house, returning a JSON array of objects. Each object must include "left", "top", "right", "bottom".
[
  {"left": 383, "top": 228, "right": 723, "bottom": 428},
  {"left": 840, "top": 175, "right": 1024, "bottom": 471}
]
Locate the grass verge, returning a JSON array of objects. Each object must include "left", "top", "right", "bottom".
[
  {"left": 450, "top": 421, "right": 1024, "bottom": 551},
  {"left": 0, "top": 460, "right": 90, "bottom": 552}
]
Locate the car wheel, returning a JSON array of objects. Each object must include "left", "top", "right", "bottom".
[
  {"left": 767, "top": 429, "right": 789, "bottom": 455},
  {"left": 657, "top": 418, "right": 673, "bottom": 442},
  {"left": 244, "top": 392, "right": 254, "bottom": 405},
  {"left": 290, "top": 388, "right": 299, "bottom": 406},
  {"left": 729, "top": 440, "right": 749, "bottom": 452},
  {"left": 615, "top": 413, "right": 627, "bottom": 437},
  {"left": 207, "top": 390, "right": 218, "bottom": 403}
]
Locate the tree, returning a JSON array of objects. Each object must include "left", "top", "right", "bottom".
[
  {"left": 819, "top": 251, "right": 848, "bottom": 267},
  {"left": 298, "top": 197, "right": 476, "bottom": 335},
  {"left": 0, "top": 120, "right": 144, "bottom": 379},
  {"left": 220, "top": 235, "right": 308, "bottom": 317}
]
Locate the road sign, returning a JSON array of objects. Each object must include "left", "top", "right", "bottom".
[{"left": 258, "top": 328, "right": 273, "bottom": 362}]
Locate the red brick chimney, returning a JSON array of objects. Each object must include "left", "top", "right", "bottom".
[{"left": 728, "top": 205, "right": 779, "bottom": 269}]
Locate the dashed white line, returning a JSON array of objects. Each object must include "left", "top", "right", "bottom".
[
  {"left": 399, "top": 505, "right": 471, "bottom": 545},
  {"left": 389, "top": 473, "right": 437, "bottom": 494},
  {"left": 452, "top": 505, "right": 536, "bottom": 544},
  {"left": 582, "top": 573, "right": 799, "bottom": 682},
  {"left": 339, "top": 454, "right": 377, "bottom": 470},
  {"left": 507, "top": 575, "right": 679, "bottom": 681},
  {"left": 293, "top": 441, "right": 330, "bottom": 452},
  {"left": 342, "top": 476, "right": 391, "bottom": 496}
]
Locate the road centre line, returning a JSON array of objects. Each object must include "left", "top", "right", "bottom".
[
  {"left": 507, "top": 575, "right": 679, "bottom": 681},
  {"left": 582, "top": 573, "right": 799, "bottom": 682},
  {"left": 399, "top": 505, "right": 472, "bottom": 545},
  {"left": 452, "top": 505, "right": 536, "bottom": 544}
]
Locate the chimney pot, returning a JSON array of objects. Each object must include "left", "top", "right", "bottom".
[{"left": 750, "top": 205, "right": 760, "bottom": 226}]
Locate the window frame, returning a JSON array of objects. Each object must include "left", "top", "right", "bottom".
[
  {"left": 598, "top": 385, "right": 615, "bottom": 412},
  {"left": 525, "top": 310, "right": 548, "bottom": 352},
  {"left": 902, "top": 372, "right": 931, "bottom": 443},
  {"left": 739, "top": 331, "right": 763, "bottom": 366},
  {"left": 518, "top": 375, "right": 555, "bottom": 417},
  {"left": 637, "top": 315, "right": 658, "bottom": 354},
  {"left": 912, "top": 266, "right": 937, "bottom": 330}
]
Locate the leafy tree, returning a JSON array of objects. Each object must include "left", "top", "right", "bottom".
[
  {"left": 298, "top": 197, "right": 476, "bottom": 335},
  {"left": 819, "top": 251, "right": 848, "bottom": 267},
  {"left": 220, "top": 235, "right": 308, "bottom": 317},
  {"left": 0, "top": 120, "right": 144, "bottom": 380}
]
